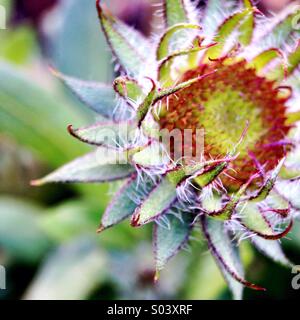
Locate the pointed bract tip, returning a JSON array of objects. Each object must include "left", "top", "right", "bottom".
[
  {"left": 96, "top": 0, "right": 102, "bottom": 12},
  {"left": 253, "top": 7, "right": 264, "bottom": 16},
  {"left": 130, "top": 213, "right": 141, "bottom": 227},
  {"left": 294, "top": 265, "right": 300, "bottom": 272},
  {"left": 67, "top": 124, "right": 92, "bottom": 144},
  {"left": 251, "top": 284, "right": 267, "bottom": 292},
  {"left": 96, "top": 224, "right": 105, "bottom": 234},
  {"left": 30, "top": 179, "right": 43, "bottom": 187},
  {"left": 48, "top": 65, "right": 61, "bottom": 78},
  {"left": 96, "top": 0, "right": 111, "bottom": 18},
  {"left": 154, "top": 270, "right": 160, "bottom": 283},
  {"left": 144, "top": 77, "right": 156, "bottom": 90},
  {"left": 67, "top": 124, "right": 77, "bottom": 138},
  {"left": 242, "top": 279, "right": 266, "bottom": 292},
  {"left": 96, "top": 0, "right": 107, "bottom": 20},
  {"left": 273, "top": 157, "right": 286, "bottom": 177},
  {"left": 279, "top": 157, "right": 286, "bottom": 167}
]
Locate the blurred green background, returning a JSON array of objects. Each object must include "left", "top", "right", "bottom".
[{"left": 0, "top": 0, "right": 299, "bottom": 300}]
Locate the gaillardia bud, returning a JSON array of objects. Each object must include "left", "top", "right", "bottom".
[{"left": 33, "top": 0, "right": 300, "bottom": 299}]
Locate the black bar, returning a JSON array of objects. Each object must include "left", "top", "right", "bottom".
[{"left": 0, "top": 300, "right": 297, "bottom": 318}]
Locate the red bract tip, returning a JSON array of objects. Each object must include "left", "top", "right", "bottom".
[
  {"left": 261, "top": 207, "right": 290, "bottom": 218},
  {"left": 253, "top": 7, "right": 265, "bottom": 16},
  {"left": 131, "top": 212, "right": 141, "bottom": 227},
  {"left": 96, "top": 0, "right": 102, "bottom": 13},
  {"left": 154, "top": 270, "right": 160, "bottom": 283},
  {"left": 48, "top": 64, "right": 59, "bottom": 77},
  {"left": 96, "top": 0, "right": 109, "bottom": 17},
  {"left": 244, "top": 220, "right": 294, "bottom": 240},
  {"left": 30, "top": 179, "right": 41, "bottom": 187},
  {"left": 96, "top": 224, "right": 105, "bottom": 234},
  {"left": 67, "top": 124, "right": 75, "bottom": 135},
  {"left": 144, "top": 77, "right": 156, "bottom": 90}
]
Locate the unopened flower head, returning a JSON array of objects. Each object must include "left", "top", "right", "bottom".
[{"left": 33, "top": 0, "right": 300, "bottom": 299}]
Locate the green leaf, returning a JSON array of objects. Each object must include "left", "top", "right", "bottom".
[
  {"left": 136, "top": 79, "right": 157, "bottom": 124},
  {"left": 243, "top": 0, "right": 254, "bottom": 9},
  {"left": 201, "top": 216, "right": 265, "bottom": 299},
  {"left": 276, "top": 178, "right": 300, "bottom": 209},
  {"left": 24, "top": 238, "right": 108, "bottom": 300},
  {"left": 264, "top": 190, "right": 290, "bottom": 212},
  {"left": 101, "top": 8, "right": 152, "bottom": 61},
  {"left": 156, "top": 23, "right": 201, "bottom": 61},
  {"left": 249, "top": 48, "right": 285, "bottom": 73},
  {"left": 200, "top": 217, "right": 244, "bottom": 299},
  {"left": 193, "top": 160, "right": 229, "bottom": 188},
  {"left": 0, "top": 62, "right": 87, "bottom": 167},
  {"left": 201, "top": 0, "right": 237, "bottom": 36},
  {"left": 158, "top": 47, "right": 207, "bottom": 87},
  {"left": 251, "top": 236, "right": 293, "bottom": 268},
  {"left": 131, "top": 177, "right": 178, "bottom": 227},
  {"left": 238, "top": 0, "right": 254, "bottom": 46},
  {"left": 154, "top": 211, "right": 194, "bottom": 271},
  {"left": 193, "top": 139, "right": 241, "bottom": 188},
  {"left": 157, "top": 70, "right": 216, "bottom": 98},
  {"left": 201, "top": 0, "right": 222, "bottom": 33},
  {"left": 132, "top": 141, "right": 170, "bottom": 167},
  {"left": 52, "top": 69, "right": 120, "bottom": 118},
  {"left": 167, "top": 157, "right": 234, "bottom": 189},
  {"left": 259, "top": 5, "right": 300, "bottom": 49},
  {"left": 286, "top": 110, "right": 300, "bottom": 125},
  {"left": 96, "top": 0, "right": 149, "bottom": 78},
  {"left": 201, "top": 193, "right": 222, "bottom": 212},
  {"left": 99, "top": 176, "right": 140, "bottom": 232},
  {"left": 162, "top": 0, "right": 199, "bottom": 54},
  {"left": 207, "top": 176, "right": 255, "bottom": 221},
  {"left": 164, "top": 0, "right": 190, "bottom": 28},
  {"left": 271, "top": 41, "right": 300, "bottom": 80},
  {"left": 0, "top": 197, "right": 51, "bottom": 263},
  {"left": 68, "top": 120, "right": 137, "bottom": 148},
  {"left": 113, "top": 76, "right": 145, "bottom": 102},
  {"left": 279, "top": 162, "right": 300, "bottom": 179},
  {"left": 287, "top": 41, "right": 300, "bottom": 75},
  {"left": 239, "top": 200, "right": 293, "bottom": 240},
  {"left": 249, "top": 158, "right": 284, "bottom": 203},
  {"left": 205, "top": 8, "right": 252, "bottom": 60},
  {"left": 240, "top": 202, "right": 273, "bottom": 235},
  {"left": 32, "top": 148, "right": 134, "bottom": 185}
]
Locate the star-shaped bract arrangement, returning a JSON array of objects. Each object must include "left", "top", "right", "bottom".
[{"left": 33, "top": 0, "right": 300, "bottom": 299}]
